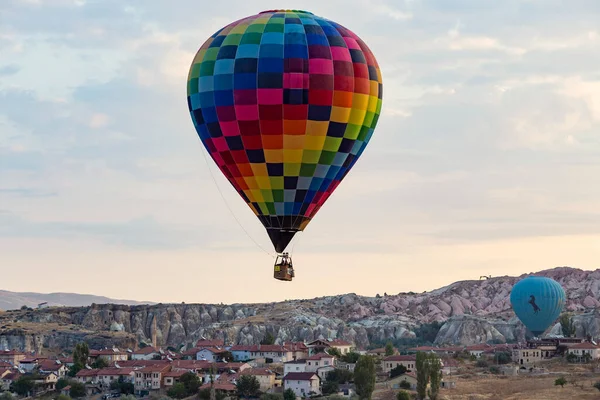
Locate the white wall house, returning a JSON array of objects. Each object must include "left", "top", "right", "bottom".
[
  {"left": 284, "top": 360, "right": 307, "bottom": 376},
  {"left": 305, "top": 353, "right": 334, "bottom": 373},
  {"left": 283, "top": 372, "right": 320, "bottom": 398}
]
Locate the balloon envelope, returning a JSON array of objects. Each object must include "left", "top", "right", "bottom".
[
  {"left": 510, "top": 276, "right": 566, "bottom": 336},
  {"left": 186, "top": 10, "right": 383, "bottom": 252}
]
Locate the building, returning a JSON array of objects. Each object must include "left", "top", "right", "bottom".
[
  {"left": 0, "top": 350, "right": 26, "bottom": 366},
  {"left": 511, "top": 340, "right": 559, "bottom": 365},
  {"left": 283, "top": 342, "right": 310, "bottom": 361},
  {"left": 131, "top": 347, "right": 161, "bottom": 361},
  {"left": 465, "top": 344, "right": 492, "bottom": 358},
  {"left": 76, "top": 369, "right": 100, "bottom": 384},
  {"left": 249, "top": 345, "right": 294, "bottom": 363},
  {"left": 1, "top": 372, "right": 21, "bottom": 391},
  {"left": 306, "top": 339, "right": 353, "bottom": 356},
  {"left": 305, "top": 353, "right": 335, "bottom": 373},
  {"left": 196, "top": 339, "right": 225, "bottom": 348},
  {"left": 38, "top": 359, "right": 69, "bottom": 378},
  {"left": 240, "top": 368, "right": 277, "bottom": 392},
  {"left": 230, "top": 345, "right": 253, "bottom": 361},
  {"left": 566, "top": 342, "right": 600, "bottom": 361},
  {"left": 195, "top": 347, "right": 228, "bottom": 362},
  {"left": 163, "top": 370, "right": 188, "bottom": 388},
  {"left": 19, "top": 357, "right": 47, "bottom": 372},
  {"left": 134, "top": 364, "right": 171, "bottom": 396},
  {"left": 283, "top": 372, "right": 320, "bottom": 398},
  {"left": 35, "top": 372, "right": 58, "bottom": 391},
  {"left": 388, "top": 373, "right": 418, "bottom": 390},
  {"left": 97, "top": 367, "right": 136, "bottom": 387},
  {"left": 284, "top": 360, "right": 307, "bottom": 376},
  {"left": 90, "top": 348, "right": 128, "bottom": 363},
  {"left": 382, "top": 355, "right": 416, "bottom": 374}
]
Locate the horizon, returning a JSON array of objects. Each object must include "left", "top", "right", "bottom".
[{"left": 2, "top": 1, "right": 600, "bottom": 304}]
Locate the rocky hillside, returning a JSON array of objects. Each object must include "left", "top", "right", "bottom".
[
  {"left": 0, "top": 290, "right": 153, "bottom": 311},
  {"left": 1, "top": 267, "right": 599, "bottom": 353}
]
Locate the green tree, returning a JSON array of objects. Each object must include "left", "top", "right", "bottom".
[
  {"left": 390, "top": 364, "right": 407, "bottom": 378},
  {"left": 327, "top": 347, "right": 342, "bottom": 357},
  {"left": 0, "top": 392, "right": 14, "bottom": 400},
  {"left": 180, "top": 371, "right": 201, "bottom": 395},
  {"left": 72, "top": 342, "right": 89, "bottom": 368},
  {"left": 56, "top": 395, "right": 72, "bottom": 400},
  {"left": 56, "top": 378, "right": 70, "bottom": 390},
  {"left": 326, "top": 369, "right": 353, "bottom": 384},
  {"left": 493, "top": 352, "right": 511, "bottom": 365},
  {"left": 560, "top": 313, "right": 576, "bottom": 337},
  {"left": 385, "top": 342, "right": 395, "bottom": 356},
  {"left": 236, "top": 375, "right": 261, "bottom": 398},
  {"left": 354, "top": 355, "right": 376, "bottom": 400},
  {"left": 12, "top": 376, "right": 35, "bottom": 396},
  {"left": 396, "top": 391, "right": 410, "bottom": 400},
  {"left": 399, "top": 381, "right": 411, "bottom": 390},
  {"left": 554, "top": 377, "right": 567, "bottom": 388},
  {"left": 260, "top": 394, "right": 283, "bottom": 400},
  {"left": 167, "top": 383, "right": 187, "bottom": 399},
  {"left": 283, "top": 388, "right": 296, "bottom": 400},
  {"left": 341, "top": 351, "right": 361, "bottom": 364},
  {"left": 220, "top": 351, "right": 234, "bottom": 362},
  {"left": 415, "top": 352, "right": 429, "bottom": 400},
  {"left": 260, "top": 332, "right": 275, "bottom": 345},
  {"left": 427, "top": 354, "right": 442, "bottom": 400},
  {"left": 322, "top": 380, "right": 340, "bottom": 395},
  {"left": 69, "top": 382, "right": 86, "bottom": 398},
  {"left": 476, "top": 360, "right": 489, "bottom": 368},
  {"left": 92, "top": 357, "right": 109, "bottom": 369},
  {"left": 566, "top": 353, "right": 577, "bottom": 363}
]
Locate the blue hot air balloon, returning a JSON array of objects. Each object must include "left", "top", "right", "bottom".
[{"left": 510, "top": 276, "right": 566, "bottom": 336}]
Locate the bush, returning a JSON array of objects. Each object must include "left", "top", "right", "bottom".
[
  {"left": 69, "top": 382, "right": 86, "bottom": 398},
  {"left": 555, "top": 377, "right": 567, "bottom": 388},
  {"left": 494, "top": 352, "right": 511, "bottom": 365},
  {"left": 390, "top": 364, "right": 407, "bottom": 378},
  {"left": 566, "top": 353, "right": 577, "bottom": 363},
  {"left": 397, "top": 391, "right": 410, "bottom": 400},
  {"left": 56, "top": 378, "right": 70, "bottom": 390},
  {"left": 489, "top": 366, "right": 500, "bottom": 374},
  {"left": 283, "top": 388, "right": 296, "bottom": 400},
  {"left": 322, "top": 380, "right": 339, "bottom": 395},
  {"left": 399, "top": 380, "right": 411, "bottom": 390},
  {"left": 167, "top": 383, "right": 187, "bottom": 399},
  {"left": 476, "top": 360, "right": 489, "bottom": 368},
  {"left": 261, "top": 394, "right": 283, "bottom": 400}
]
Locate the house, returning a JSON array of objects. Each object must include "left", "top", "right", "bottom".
[
  {"left": 240, "top": 368, "right": 277, "bottom": 392},
  {"left": 57, "top": 357, "right": 75, "bottom": 367},
  {"left": 250, "top": 345, "right": 294, "bottom": 363},
  {"left": 230, "top": 345, "right": 253, "bottom": 361},
  {"left": 61, "top": 385, "right": 71, "bottom": 397},
  {"left": 134, "top": 364, "right": 172, "bottom": 395},
  {"left": 0, "top": 368, "right": 13, "bottom": 391},
  {"left": 283, "top": 372, "right": 320, "bottom": 398},
  {"left": 38, "top": 359, "right": 69, "bottom": 378},
  {"left": 163, "top": 370, "right": 188, "bottom": 388},
  {"left": 305, "top": 353, "right": 335, "bottom": 373},
  {"left": 19, "top": 357, "right": 47, "bottom": 372},
  {"left": 566, "top": 342, "right": 600, "bottom": 361},
  {"left": 441, "top": 358, "right": 459, "bottom": 375},
  {"left": 382, "top": 355, "right": 416, "bottom": 374},
  {"left": 511, "top": 342, "right": 557, "bottom": 366},
  {"left": 131, "top": 347, "right": 161, "bottom": 361},
  {"left": 465, "top": 344, "right": 492, "bottom": 358},
  {"left": 196, "top": 347, "right": 228, "bottom": 362},
  {"left": 367, "top": 348, "right": 394, "bottom": 358},
  {"left": 90, "top": 348, "right": 129, "bottom": 363},
  {"left": 328, "top": 340, "right": 353, "bottom": 355},
  {"left": 336, "top": 361, "right": 356, "bottom": 372},
  {"left": 0, "top": 350, "right": 26, "bottom": 366},
  {"left": 1, "top": 372, "right": 21, "bottom": 391},
  {"left": 388, "top": 372, "right": 418, "bottom": 390},
  {"left": 306, "top": 339, "right": 353, "bottom": 356},
  {"left": 200, "top": 381, "right": 237, "bottom": 395},
  {"left": 96, "top": 367, "right": 136, "bottom": 387},
  {"left": 283, "top": 342, "right": 310, "bottom": 361},
  {"left": 196, "top": 339, "right": 225, "bottom": 348},
  {"left": 34, "top": 372, "right": 58, "bottom": 391},
  {"left": 284, "top": 360, "right": 307, "bottom": 376},
  {"left": 75, "top": 369, "right": 100, "bottom": 384}
]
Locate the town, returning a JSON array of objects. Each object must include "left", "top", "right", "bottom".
[{"left": 2, "top": 334, "right": 600, "bottom": 400}]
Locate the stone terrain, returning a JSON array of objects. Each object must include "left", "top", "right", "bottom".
[{"left": 1, "top": 266, "right": 599, "bottom": 353}]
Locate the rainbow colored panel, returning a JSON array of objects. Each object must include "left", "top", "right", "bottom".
[{"left": 187, "top": 10, "right": 383, "bottom": 252}]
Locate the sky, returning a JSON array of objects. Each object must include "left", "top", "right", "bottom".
[{"left": 1, "top": 0, "right": 600, "bottom": 304}]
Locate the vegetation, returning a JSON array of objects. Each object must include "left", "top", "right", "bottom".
[
  {"left": 56, "top": 395, "right": 72, "bottom": 400},
  {"left": 69, "top": 381, "right": 86, "bottom": 398},
  {"left": 594, "top": 381, "right": 600, "bottom": 391},
  {"left": 372, "top": 322, "right": 443, "bottom": 351},
  {"left": 11, "top": 375, "right": 36, "bottom": 396},
  {"left": 385, "top": 341, "right": 395, "bottom": 356},
  {"left": 326, "top": 368, "right": 353, "bottom": 384},
  {"left": 167, "top": 372, "right": 201, "bottom": 397},
  {"left": 322, "top": 380, "right": 340, "bottom": 395},
  {"left": 56, "top": 378, "right": 70, "bottom": 390},
  {"left": 283, "top": 388, "right": 296, "bottom": 400},
  {"left": 489, "top": 366, "right": 500, "bottom": 374},
  {"left": 354, "top": 355, "right": 376, "bottom": 400},
  {"left": 416, "top": 352, "right": 428, "bottom": 400},
  {"left": 493, "top": 352, "right": 511, "bottom": 364},
  {"left": 399, "top": 380, "right": 411, "bottom": 390},
  {"left": 260, "top": 332, "right": 275, "bottom": 345},
  {"left": 416, "top": 352, "right": 442, "bottom": 400},
  {"left": 476, "top": 359, "right": 489, "bottom": 368},
  {"left": 340, "top": 351, "right": 361, "bottom": 364},
  {"left": 396, "top": 391, "right": 410, "bottom": 400},
  {"left": 427, "top": 354, "right": 442, "bottom": 400},
  {"left": 69, "top": 342, "right": 89, "bottom": 376},
  {"left": 555, "top": 377, "right": 567, "bottom": 388},
  {"left": 260, "top": 394, "right": 283, "bottom": 400},
  {"left": 390, "top": 364, "right": 407, "bottom": 378},
  {"left": 236, "top": 375, "right": 261, "bottom": 398},
  {"left": 110, "top": 377, "right": 135, "bottom": 395},
  {"left": 167, "top": 383, "right": 187, "bottom": 399},
  {"left": 198, "top": 387, "right": 226, "bottom": 400},
  {"left": 327, "top": 347, "right": 342, "bottom": 357},
  {"left": 560, "top": 313, "right": 576, "bottom": 337},
  {"left": 0, "top": 394, "right": 13, "bottom": 400},
  {"left": 566, "top": 353, "right": 577, "bottom": 363},
  {"left": 91, "top": 357, "right": 109, "bottom": 369}
]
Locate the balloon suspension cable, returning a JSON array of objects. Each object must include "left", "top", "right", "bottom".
[
  {"left": 199, "top": 147, "right": 275, "bottom": 259},
  {"left": 289, "top": 233, "right": 302, "bottom": 257}
]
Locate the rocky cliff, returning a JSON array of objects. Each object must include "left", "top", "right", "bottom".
[{"left": 1, "top": 267, "right": 599, "bottom": 352}]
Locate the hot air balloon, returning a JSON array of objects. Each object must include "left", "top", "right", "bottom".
[
  {"left": 186, "top": 10, "right": 383, "bottom": 281},
  {"left": 510, "top": 276, "right": 566, "bottom": 337}
]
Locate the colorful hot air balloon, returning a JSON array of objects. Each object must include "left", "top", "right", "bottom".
[
  {"left": 186, "top": 10, "right": 383, "bottom": 280},
  {"left": 510, "top": 276, "right": 566, "bottom": 337}
]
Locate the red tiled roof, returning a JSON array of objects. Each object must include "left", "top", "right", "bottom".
[
  {"left": 38, "top": 360, "right": 65, "bottom": 371},
  {"left": 132, "top": 347, "right": 160, "bottom": 355},
  {"left": 0, "top": 350, "right": 26, "bottom": 356},
  {"left": 196, "top": 339, "right": 225, "bottom": 347},
  {"left": 76, "top": 369, "right": 99, "bottom": 377},
  {"left": 229, "top": 345, "right": 253, "bottom": 352},
  {"left": 383, "top": 355, "right": 416, "bottom": 362},
  {"left": 466, "top": 344, "right": 492, "bottom": 351},
  {"left": 90, "top": 349, "right": 124, "bottom": 356},
  {"left": 97, "top": 368, "right": 135, "bottom": 376},
  {"left": 113, "top": 360, "right": 169, "bottom": 368},
  {"left": 202, "top": 382, "right": 237, "bottom": 391},
  {"left": 569, "top": 342, "right": 600, "bottom": 349},
  {"left": 407, "top": 346, "right": 438, "bottom": 352},
  {"left": 328, "top": 339, "right": 352, "bottom": 346},
  {"left": 307, "top": 352, "right": 334, "bottom": 360},
  {"left": 3, "top": 372, "right": 21, "bottom": 381},
  {"left": 283, "top": 342, "right": 308, "bottom": 351},
  {"left": 164, "top": 370, "right": 188, "bottom": 378},
  {"left": 283, "top": 372, "right": 317, "bottom": 381},
  {"left": 138, "top": 364, "right": 171, "bottom": 373}
]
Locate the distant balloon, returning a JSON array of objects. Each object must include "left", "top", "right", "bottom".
[{"left": 510, "top": 276, "right": 566, "bottom": 336}]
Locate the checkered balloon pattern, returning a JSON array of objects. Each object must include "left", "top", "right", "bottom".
[{"left": 187, "top": 10, "right": 383, "bottom": 253}]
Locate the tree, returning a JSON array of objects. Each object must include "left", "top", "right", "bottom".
[
  {"left": 167, "top": 383, "right": 188, "bottom": 399},
  {"left": 0, "top": 393, "right": 14, "bottom": 400},
  {"left": 283, "top": 388, "right": 296, "bottom": 400},
  {"left": 399, "top": 381, "right": 411, "bottom": 390},
  {"left": 341, "top": 351, "right": 361, "bottom": 364},
  {"left": 415, "top": 352, "right": 429, "bottom": 400},
  {"left": 427, "top": 354, "right": 442, "bottom": 400},
  {"left": 220, "top": 351, "right": 234, "bottom": 362},
  {"left": 56, "top": 378, "right": 70, "bottom": 390},
  {"left": 92, "top": 358, "right": 109, "bottom": 369},
  {"left": 354, "top": 355, "right": 376, "bottom": 400},
  {"left": 385, "top": 342, "right": 395, "bottom": 356},
  {"left": 326, "top": 368, "right": 353, "bottom": 384},
  {"left": 476, "top": 360, "right": 489, "bottom": 368},
  {"left": 322, "top": 380, "right": 340, "bottom": 395},
  {"left": 12, "top": 376, "right": 35, "bottom": 396},
  {"left": 554, "top": 377, "right": 567, "bottom": 388},
  {"left": 56, "top": 395, "right": 72, "bottom": 400},
  {"left": 327, "top": 347, "right": 342, "bottom": 357},
  {"left": 390, "top": 364, "right": 407, "bottom": 378},
  {"left": 180, "top": 371, "right": 201, "bottom": 395},
  {"left": 560, "top": 313, "right": 576, "bottom": 337},
  {"left": 69, "top": 382, "right": 86, "bottom": 398},
  {"left": 397, "top": 391, "right": 410, "bottom": 400},
  {"left": 260, "top": 394, "right": 283, "bottom": 400},
  {"left": 72, "top": 342, "right": 89, "bottom": 368},
  {"left": 494, "top": 352, "right": 511, "bottom": 365},
  {"left": 236, "top": 375, "right": 261, "bottom": 398},
  {"left": 566, "top": 353, "right": 577, "bottom": 363},
  {"left": 260, "top": 332, "right": 275, "bottom": 345}
]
